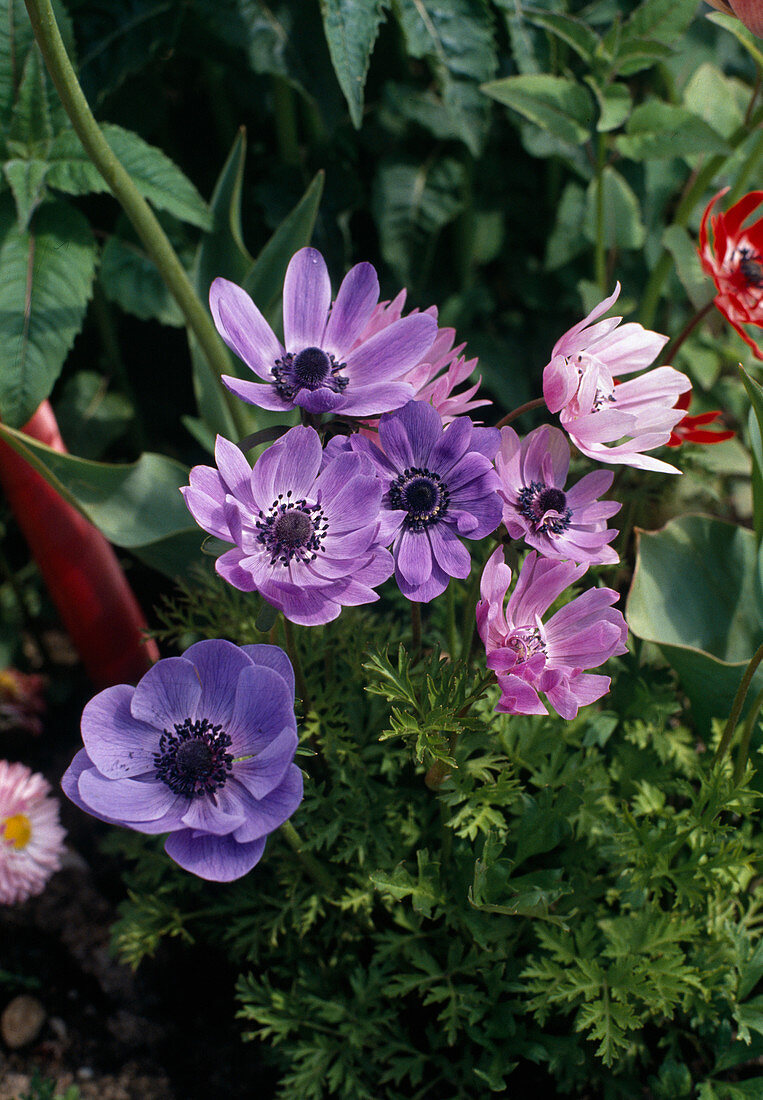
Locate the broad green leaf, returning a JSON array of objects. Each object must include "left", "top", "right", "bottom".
[
  {"left": 99, "top": 214, "right": 187, "bottom": 327},
  {"left": 0, "top": 195, "right": 97, "bottom": 427},
  {"left": 243, "top": 171, "right": 325, "bottom": 327},
  {"left": 545, "top": 182, "right": 588, "bottom": 271},
  {"left": 616, "top": 102, "right": 730, "bottom": 161},
  {"left": 0, "top": 0, "right": 74, "bottom": 130},
  {"left": 625, "top": 0, "right": 700, "bottom": 45},
  {"left": 46, "top": 124, "right": 211, "bottom": 229},
  {"left": 683, "top": 63, "right": 746, "bottom": 140},
  {"left": 395, "top": 0, "right": 497, "bottom": 83},
  {"left": 55, "top": 371, "right": 133, "bottom": 461},
  {"left": 662, "top": 225, "right": 715, "bottom": 311},
  {"left": 610, "top": 36, "right": 673, "bottom": 78},
  {"left": 707, "top": 10, "right": 763, "bottom": 70},
  {"left": 584, "top": 78, "right": 631, "bottom": 133},
  {"left": 583, "top": 166, "right": 645, "bottom": 250},
  {"left": 627, "top": 515, "right": 763, "bottom": 735},
  {"left": 6, "top": 50, "right": 53, "bottom": 157},
  {"left": 320, "top": 0, "right": 386, "bottom": 128},
  {"left": 3, "top": 159, "right": 49, "bottom": 231},
  {"left": 373, "top": 156, "right": 466, "bottom": 285},
  {"left": 0, "top": 422, "right": 201, "bottom": 579},
  {"left": 440, "top": 72, "right": 492, "bottom": 155},
  {"left": 482, "top": 74, "right": 594, "bottom": 145},
  {"left": 523, "top": 9, "right": 600, "bottom": 62},
  {"left": 379, "top": 83, "right": 469, "bottom": 141}
]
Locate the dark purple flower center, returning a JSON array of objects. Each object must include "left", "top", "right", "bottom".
[
  {"left": 517, "top": 481, "right": 572, "bottom": 535},
  {"left": 738, "top": 248, "right": 763, "bottom": 287},
  {"left": 507, "top": 626, "right": 546, "bottom": 664},
  {"left": 272, "top": 346, "right": 349, "bottom": 401},
  {"left": 154, "top": 717, "right": 233, "bottom": 799},
  {"left": 388, "top": 467, "right": 450, "bottom": 531},
  {"left": 255, "top": 492, "right": 328, "bottom": 565}
]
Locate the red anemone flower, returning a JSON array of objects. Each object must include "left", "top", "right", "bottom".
[
  {"left": 666, "top": 390, "right": 735, "bottom": 447},
  {"left": 699, "top": 188, "right": 763, "bottom": 359}
]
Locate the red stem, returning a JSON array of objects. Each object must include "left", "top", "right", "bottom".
[{"left": 0, "top": 401, "right": 159, "bottom": 686}]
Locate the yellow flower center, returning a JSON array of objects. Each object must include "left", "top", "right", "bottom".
[{"left": 2, "top": 813, "right": 32, "bottom": 849}]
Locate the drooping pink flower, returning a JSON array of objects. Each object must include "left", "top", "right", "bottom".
[
  {"left": 542, "top": 285, "right": 691, "bottom": 473},
  {"left": 496, "top": 425, "right": 621, "bottom": 564},
  {"left": 476, "top": 547, "right": 628, "bottom": 720},
  {"left": 0, "top": 760, "right": 66, "bottom": 905},
  {"left": 699, "top": 188, "right": 763, "bottom": 360},
  {"left": 356, "top": 291, "right": 491, "bottom": 426}
]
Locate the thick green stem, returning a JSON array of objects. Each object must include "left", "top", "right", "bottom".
[
  {"left": 716, "top": 640, "right": 763, "bottom": 764},
  {"left": 734, "top": 687, "right": 763, "bottom": 784},
  {"left": 640, "top": 103, "right": 763, "bottom": 328},
  {"left": 23, "top": 0, "right": 244, "bottom": 433},
  {"left": 280, "top": 821, "right": 336, "bottom": 893}
]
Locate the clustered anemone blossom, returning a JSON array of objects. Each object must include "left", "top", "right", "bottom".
[
  {"left": 62, "top": 641, "right": 302, "bottom": 883},
  {"left": 351, "top": 400, "right": 502, "bottom": 602},
  {"left": 210, "top": 248, "right": 437, "bottom": 417},
  {"left": 543, "top": 284, "right": 691, "bottom": 473},
  {"left": 1, "top": 760, "right": 66, "bottom": 905},
  {"left": 181, "top": 427, "right": 394, "bottom": 626},
  {"left": 496, "top": 425, "right": 621, "bottom": 565},
  {"left": 476, "top": 548, "right": 628, "bottom": 720},
  {"left": 699, "top": 188, "right": 763, "bottom": 360}
]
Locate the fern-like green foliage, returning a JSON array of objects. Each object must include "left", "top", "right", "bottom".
[{"left": 105, "top": 590, "right": 763, "bottom": 1098}]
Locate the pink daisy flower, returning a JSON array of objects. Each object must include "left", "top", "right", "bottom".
[
  {"left": 0, "top": 760, "right": 66, "bottom": 905},
  {"left": 542, "top": 284, "right": 691, "bottom": 473}
]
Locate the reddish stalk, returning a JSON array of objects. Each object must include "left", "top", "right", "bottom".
[{"left": 0, "top": 401, "right": 158, "bottom": 686}]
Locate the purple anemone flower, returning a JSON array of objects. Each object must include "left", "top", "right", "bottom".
[
  {"left": 496, "top": 425, "right": 621, "bottom": 565},
  {"left": 61, "top": 640, "right": 302, "bottom": 883},
  {"left": 351, "top": 401, "right": 502, "bottom": 602},
  {"left": 181, "top": 426, "right": 394, "bottom": 626},
  {"left": 210, "top": 248, "right": 438, "bottom": 417},
  {"left": 476, "top": 547, "right": 628, "bottom": 720}
]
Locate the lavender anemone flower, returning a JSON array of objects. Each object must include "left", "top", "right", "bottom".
[
  {"left": 496, "top": 425, "right": 621, "bottom": 565},
  {"left": 351, "top": 400, "right": 502, "bottom": 602},
  {"left": 181, "top": 426, "right": 394, "bottom": 626},
  {"left": 542, "top": 284, "right": 691, "bottom": 473},
  {"left": 210, "top": 248, "right": 437, "bottom": 417},
  {"left": 477, "top": 547, "right": 628, "bottom": 720},
  {"left": 61, "top": 640, "right": 302, "bottom": 882}
]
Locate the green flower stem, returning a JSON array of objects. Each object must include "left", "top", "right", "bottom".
[
  {"left": 23, "top": 0, "right": 245, "bottom": 434},
  {"left": 411, "top": 601, "right": 422, "bottom": 658},
  {"left": 280, "top": 821, "right": 336, "bottom": 894},
  {"left": 715, "top": 639, "right": 763, "bottom": 764},
  {"left": 282, "top": 617, "right": 311, "bottom": 717},
  {"left": 494, "top": 396, "right": 547, "bottom": 430},
  {"left": 734, "top": 687, "right": 763, "bottom": 784},
  {"left": 640, "top": 102, "right": 763, "bottom": 329}
]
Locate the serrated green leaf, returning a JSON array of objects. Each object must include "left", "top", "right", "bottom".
[
  {"left": 395, "top": 0, "right": 497, "bottom": 83},
  {"left": 0, "top": 422, "right": 200, "bottom": 579},
  {"left": 482, "top": 74, "right": 594, "bottom": 145},
  {"left": 320, "top": 0, "right": 386, "bottom": 128},
  {"left": 584, "top": 78, "right": 631, "bottom": 133},
  {"left": 0, "top": 1, "right": 75, "bottom": 132},
  {"left": 46, "top": 124, "right": 211, "bottom": 229},
  {"left": 7, "top": 50, "right": 52, "bottom": 157},
  {"left": 616, "top": 101, "right": 730, "bottom": 161},
  {"left": 54, "top": 371, "right": 133, "bottom": 460},
  {"left": 3, "top": 160, "right": 49, "bottom": 231},
  {"left": 373, "top": 156, "right": 465, "bottom": 285},
  {"left": 583, "top": 166, "right": 645, "bottom": 249},
  {"left": 523, "top": 9, "right": 600, "bottom": 62},
  {"left": 0, "top": 195, "right": 97, "bottom": 427},
  {"left": 100, "top": 216, "right": 187, "bottom": 327}
]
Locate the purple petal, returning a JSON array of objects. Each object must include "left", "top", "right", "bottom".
[
  {"left": 395, "top": 528, "right": 432, "bottom": 586},
  {"left": 130, "top": 657, "right": 203, "bottom": 729},
  {"left": 283, "top": 247, "right": 331, "bottom": 350},
  {"left": 234, "top": 725, "right": 299, "bottom": 800},
  {"left": 427, "top": 524, "right": 471, "bottom": 579},
  {"left": 164, "top": 829, "right": 267, "bottom": 882},
  {"left": 227, "top": 664, "right": 297, "bottom": 755},
  {"left": 78, "top": 770, "right": 180, "bottom": 823},
  {"left": 250, "top": 425, "right": 321, "bottom": 504},
  {"left": 323, "top": 262, "right": 379, "bottom": 356},
  {"left": 379, "top": 400, "right": 442, "bottom": 469},
  {"left": 494, "top": 673, "right": 547, "bottom": 716},
  {"left": 81, "top": 684, "right": 157, "bottom": 779},
  {"left": 180, "top": 789, "right": 246, "bottom": 835},
  {"left": 395, "top": 553, "right": 449, "bottom": 603},
  {"left": 339, "top": 381, "right": 416, "bottom": 417},
  {"left": 345, "top": 314, "right": 437, "bottom": 385},
  {"left": 214, "top": 436, "right": 254, "bottom": 500},
  {"left": 180, "top": 639, "right": 255, "bottom": 729},
  {"left": 181, "top": 487, "right": 231, "bottom": 542},
  {"left": 239, "top": 645, "right": 295, "bottom": 700},
  {"left": 427, "top": 416, "right": 473, "bottom": 476},
  {"left": 216, "top": 548, "right": 260, "bottom": 592},
  {"left": 233, "top": 765, "right": 304, "bottom": 843},
  {"left": 210, "top": 278, "right": 282, "bottom": 379},
  {"left": 294, "top": 387, "right": 346, "bottom": 414},
  {"left": 222, "top": 375, "right": 293, "bottom": 411},
  {"left": 62, "top": 750, "right": 121, "bottom": 824}
]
